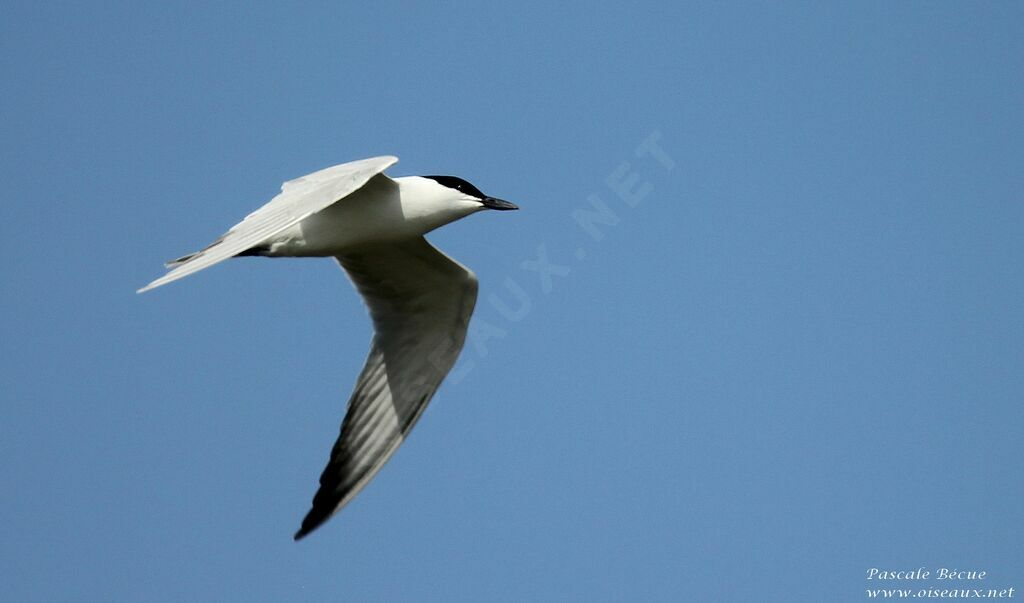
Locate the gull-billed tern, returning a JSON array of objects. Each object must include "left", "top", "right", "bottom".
[{"left": 139, "top": 156, "right": 517, "bottom": 539}]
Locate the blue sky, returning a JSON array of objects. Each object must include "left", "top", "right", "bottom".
[{"left": 2, "top": 1, "right": 1022, "bottom": 601}]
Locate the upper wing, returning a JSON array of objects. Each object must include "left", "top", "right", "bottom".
[
  {"left": 137, "top": 155, "right": 398, "bottom": 293},
  {"left": 294, "top": 237, "right": 478, "bottom": 540}
]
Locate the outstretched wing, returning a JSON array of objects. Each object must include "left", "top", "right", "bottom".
[
  {"left": 138, "top": 155, "right": 398, "bottom": 293},
  {"left": 294, "top": 237, "right": 478, "bottom": 540}
]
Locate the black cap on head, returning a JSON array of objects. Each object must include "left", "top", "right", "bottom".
[
  {"left": 423, "top": 176, "right": 487, "bottom": 199},
  {"left": 423, "top": 175, "right": 518, "bottom": 210}
]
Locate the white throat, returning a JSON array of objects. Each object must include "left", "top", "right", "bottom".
[{"left": 393, "top": 176, "right": 485, "bottom": 233}]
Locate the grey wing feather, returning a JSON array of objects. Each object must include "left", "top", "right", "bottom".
[
  {"left": 138, "top": 155, "right": 398, "bottom": 293},
  {"left": 294, "top": 237, "right": 478, "bottom": 540}
]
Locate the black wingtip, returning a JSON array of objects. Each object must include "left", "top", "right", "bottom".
[
  {"left": 293, "top": 508, "right": 329, "bottom": 541},
  {"left": 293, "top": 519, "right": 316, "bottom": 541}
]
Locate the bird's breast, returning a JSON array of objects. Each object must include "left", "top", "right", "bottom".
[{"left": 262, "top": 179, "right": 416, "bottom": 257}]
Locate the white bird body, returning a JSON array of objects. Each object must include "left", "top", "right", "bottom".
[
  {"left": 262, "top": 175, "right": 485, "bottom": 257},
  {"left": 139, "top": 156, "right": 517, "bottom": 539}
]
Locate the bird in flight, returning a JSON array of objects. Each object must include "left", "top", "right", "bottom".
[{"left": 139, "top": 156, "right": 518, "bottom": 540}]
